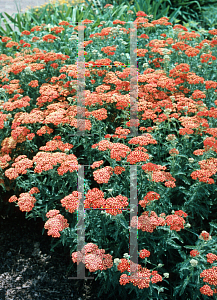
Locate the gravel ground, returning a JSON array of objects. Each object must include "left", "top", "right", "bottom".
[{"left": 0, "top": 191, "right": 108, "bottom": 300}]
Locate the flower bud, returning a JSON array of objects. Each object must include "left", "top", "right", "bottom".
[{"left": 163, "top": 55, "right": 170, "bottom": 61}]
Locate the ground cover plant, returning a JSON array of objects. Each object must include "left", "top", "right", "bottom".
[{"left": 0, "top": 1, "right": 217, "bottom": 299}]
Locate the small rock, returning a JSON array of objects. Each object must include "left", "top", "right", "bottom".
[{"left": 15, "top": 276, "right": 22, "bottom": 281}]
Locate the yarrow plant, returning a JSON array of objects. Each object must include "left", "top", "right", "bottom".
[{"left": 0, "top": 4, "right": 217, "bottom": 299}]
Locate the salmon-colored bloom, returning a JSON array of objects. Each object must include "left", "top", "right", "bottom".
[{"left": 44, "top": 210, "right": 69, "bottom": 238}]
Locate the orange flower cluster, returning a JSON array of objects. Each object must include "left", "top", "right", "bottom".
[
  {"left": 28, "top": 80, "right": 39, "bottom": 87},
  {"left": 1, "top": 137, "right": 17, "bottom": 155},
  {"left": 139, "top": 191, "right": 160, "bottom": 208},
  {"left": 113, "top": 127, "right": 131, "bottom": 139},
  {"left": 113, "top": 166, "right": 125, "bottom": 175},
  {"left": 84, "top": 188, "right": 105, "bottom": 209},
  {"left": 126, "top": 150, "right": 149, "bottom": 164},
  {"left": 2, "top": 95, "right": 30, "bottom": 111},
  {"left": 50, "top": 26, "right": 65, "bottom": 34},
  {"left": 207, "top": 253, "right": 217, "bottom": 264},
  {"left": 30, "top": 25, "right": 43, "bottom": 32},
  {"left": 102, "top": 195, "right": 129, "bottom": 216},
  {"left": 139, "top": 249, "right": 151, "bottom": 259},
  {"left": 110, "top": 143, "right": 131, "bottom": 161},
  {"left": 0, "top": 154, "right": 11, "bottom": 169},
  {"left": 200, "top": 53, "right": 216, "bottom": 64},
  {"left": 0, "top": 112, "right": 8, "bottom": 129},
  {"left": 173, "top": 24, "right": 188, "bottom": 31},
  {"left": 136, "top": 49, "right": 148, "bottom": 57},
  {"left": 71, "top": 243, "right": 113, "bottom": 272},
  {"left": 91, "top": 139, "right": 113, "bottom": 151},
  {"left": 70, "top": 118, "right": 92, "bottom": 131},
  {"left": 59, "top": 21, "right": 70, "bottom": 26},
  {"left": 61, "top": 191, "right": 82, "bottom": 213},
  {"left": 169, "top": 148, "right": 179, "bottom": 156},
  {"left": 209, "top": 29, "right": 217, "bottom": 35},
  {"left": 8, "top": 187, "right": 39, "bottom": 212},
  {"left": 88, "top": 108, "right": 108, "bottom": 121},
  {"left": 172, "top": 41, "right": 188, "bottom": 51},
  {"left": 5, "top": 41, "right": 19, "bottom": 49},
  {"left": 142, "top": 162, "right": 176, "bottom": 187},
  {"left": 44, "top": 209, "right": 69, "bottom": 238},
  {"left": 11, "top": 126, "right": 30, "bottom": 143},
  {"left": 36, "top": 83, "right": 60, "bottom": 107},
  {"left": 36, "top": 126, "right": 54, "bottom": 136},
  {"left": 39, "top": 135, "right": 74, "bottom": 152},
  {"left": 118, "top": 259, "right": 162, "bottom": 289},
  {"left": 93, "top": 166, "right": 113, "bottom": 183},
  {"left": 136, "top": 11, "right": 147, "bottom": 17},
  {"left": 91, "top": 160, "right": 104, "bottom": 169},
  {"left": 142, "top": 162, "right": 166, "bottom": 172},
  {"left": 191, "top": 157, "right": 217, "bottom": 184},
  {"left": 199, "top": 231, "right": 211, "bottom": 241},
  {"left": 205, "top": 80, "right": 217, "bottom": 90},
  {"left": 12, "top": 109, "right": 45, "bottom": 126},
  {"left": 192, "top": 90, "right": 206, "bottom": 100},
  {"left": 1, "top": 36, "right": 12, "bottom": 43},
  {"left": 151, "top": 17, "right": 172, "bottom": 26},
  {"left": 42, "top": 34, "right": 57, "bottom": 42},
  {"left": 178, "top": 31, "right": 200, "bottom": 41},
  {"left": 101, "top": 46, "right": 117, "bottom": 56},
  {"left": 200, "top": 284, "right": 215, "bottom": 297},
  {"left": 5, "top": 155, "right": 33, "bottom": 179},
  {"left": 165, "top": 213, "right": 186, "bottom": 231},
  {"left": 190, "top": 250, "right": 200, "bottom": 257},
  {"left": 32, "top": 151, "right": 79, "bottom": 175},
  {"left": 113, "top": 19, "right": 126, "bottom": 25},
  {"left": 131, "top": 211, "right": 166, "bottom": 233},
  {"left": 178, "top": 114, "right": 208, "bottom": 135},
  {"left": 128, "top": 134, "right": 158, "bottom": 146},
  {"left": 200, "top": 267, "right": 217, "bottom": 296}
]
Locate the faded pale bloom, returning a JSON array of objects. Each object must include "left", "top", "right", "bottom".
[
  {"left": 188, "top": 158, "right": 194, "bottom": 163},
  {"left": 123, "top": 253, "right": 130, "bottom": 260},
  {"left": 166, "top": 134, "right": 176, "bottom": 142},
  {"left": 190, "top": 259, "right": 198, "bottom": 267},
  {"left": 114, "top": 258, "right": 121, "bottom": 265}
]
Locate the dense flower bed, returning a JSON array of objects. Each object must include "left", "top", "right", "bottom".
[{"left": 0, "top": 7, "right": 217, "bottom": 299}]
